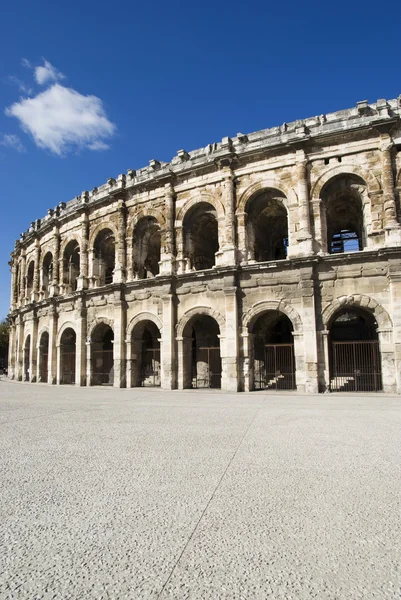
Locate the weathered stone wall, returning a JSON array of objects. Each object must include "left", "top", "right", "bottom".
[{"left": 7, "top": 96, "right": 401, "bottom": 393}]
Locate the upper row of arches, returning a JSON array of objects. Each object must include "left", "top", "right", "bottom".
[{"left": 14, "top": 171, "right": 389, "bottom": 300}]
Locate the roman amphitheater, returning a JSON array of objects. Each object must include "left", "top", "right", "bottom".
[{"left": 7, "top": 97, "right": 401, "bottom": 393}]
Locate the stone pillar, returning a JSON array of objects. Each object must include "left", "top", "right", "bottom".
[
  {"left": 126, "top": 233, "right": 134, "bottom": 282},
  {"left": 8, "top": 321, "right": 16, "bottom": 379},
  {"left": 387, "top": 259, "right": 401, "bottom": 392},
  {"left": 48, "top": 304, "right": 58, "bottom": 385},
  {"left": 221, "top": 285, "right": 238, "bottom": 391},
  {"left": 114, "top": 200, "right": 127, "bottom": 283},
  {"left": 75, "top": 301, "right": 87, "bottom": 386},
  {"left": 15, "top": 316, "right": 23, "bottom": 380},
  {"left": 32, "top": 239, "right": 41, "bottom": 302},
  {"left": 378, "top": 328, "right": 397, "bottom": 394},
  {"left": 216, "top": 170, "right": 236, "bottom": 266},
  {"left": 51, "top": 229, "right": 60, "bottom": 296},
  {"left": 298, "top": 266, "right": 318, "bottom": 393},
  {"left": 86, "top": 339, "right": 92, "bottom": 386},
  {"left": 125, "top": 337, "right": 132, "bottom": 388},
  {"left": 175, "top": 226, "right": 186, "bottom": 274},
  {"left": 320, "top": 330, "right": 330, "bottom": 392},
  {"left": 9, "top": 260, "right": 16, "bottom": 311},
  {"left": 176, "top": 336, "right": 192, "bottom": 389},
  {"left": 113, "top": 290, "right": 126, "bottom": 387},
  {"left": 160, "top": 183, "right": 175, "bottom": 275},
  {"left": 30, "top": 315, "right": 38, "bottom": 382},
  {"left": 161, "top": 294, "right": 175, "bottom": 389},
  {"left": 240, "top": 329, "right": 253, "bottom": 392},
  {"left": 20, "top": 250, "right": 26, "bottom": 305},
  {"left": 77, "top": 212, "right": 89, "bottom": 290},
  {"left": 295, "top": 153, "right": 313, "bottom": 255},
  {"left": 380, "top": 137, "right": 401, "bottom": 246},
  {"left": 236, "top": 212, "right": 248, "bottom": 264}
]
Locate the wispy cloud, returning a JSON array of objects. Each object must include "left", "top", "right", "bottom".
[
  {"left": 21, "top": 58, "right": 32, "bottom": 69},
  {"left": 6, "top": 82, "right": 116, "bottom": 155},
  {"left": 0, "top": 133, "right": 25, "bottom": 152},
  {"left": 7, "top": 75, "right": 33, "bottom": 96},
  {"left": 34, "top": 59, "right": 65, "bottom": 85}
]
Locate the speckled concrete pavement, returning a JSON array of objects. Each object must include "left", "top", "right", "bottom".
[{"left": 0, "top": 381, "right": 400, "bottom": 599}]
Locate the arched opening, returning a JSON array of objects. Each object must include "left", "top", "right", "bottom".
[
  {"left": 15, "top": 263, "right": 20, "bottom": 303},
  {"left": 26, "top": 261, "right": 35, "bottom": 298},
  {"left": 93, "top": 229, "right": 115, "bottom": 286},
  {"left": 183, "top": 315, "right": 221, "bottom": 388},
  {"left": 131, "top": 321, "right": 161, "bottom": 387},
  {"left": 251, "top": 311, "right": 295, "bottom": 390},
  {"left": 183, "top": 202, "right": 219, "bottom": 271},
  {"left": 322, "top": 176, "right": 365, "bottom": 254},
  {"left": 91, "top": 323, "right": 114, "bottom": 386},
  {"left": 133, "top": 217, "right": 161, "bottom": 279},
  {"left": 24, "top": 335, "right": 31, "bottom": 381},
  {"left": 329, "top": 308, "right": 382, "bottom": 392},
  {"left": 39, "top": 331, "right": 49, "bottom": 383},
  {"left": 63, "top": 240, "right": 80, "bottom": 292},
  {"left": 42, "top": 252, "right": 53, "bottom": 298},
  {"left": 247, "top": 190, "right": 288, "bottom": 261},
  {"left": 60, "top": 328, "right": 76, "bottom": 384}
]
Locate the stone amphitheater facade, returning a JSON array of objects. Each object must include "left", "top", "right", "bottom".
[{"left": 7, "top": 97, "right": 401, "bottom": 393}]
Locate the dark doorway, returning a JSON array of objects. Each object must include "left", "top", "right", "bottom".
[
  {"left": 329, "top": 309, "right": 382, "bottom": 392},
  {"left": 60, "top": 328, "right": 76, "bottom": 384},
  {"left": 92, "top": 324, "right": 114, "bottom": 385},
  {"left": 24, "top": 335, "right": 31, "bottom": 381},
  {"left": 252, "top": 312, "right": 296, "bottom": 390},
  {"left": 190, "top": 316, "right": 221, "bottom": 388},
  {"left": 39, "top": 331, "right": 49, "bottom": 383}
]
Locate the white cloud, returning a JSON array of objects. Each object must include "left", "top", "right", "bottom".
[
  {"left": 21, "top": 58, "right": 32, "bottom": 69},
  {"left": 5, "top": 83, "right": 116, "bottom": 155},
  {"left": 0, "top": 134, "right": 25, "bottom": 152},
  {"left": 34, "top": 59, "right": 65, "bottom": 85}
]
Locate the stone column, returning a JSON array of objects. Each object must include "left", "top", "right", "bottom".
[
  {"left": 32, "top": 239, "right": 41, "bottom": 302},
  {"left": 320, "top": 330, "right": 330, "bottom": 392},
  {"left": 295, "top": 153, "right": 313, "bottom": 255},
  {"left": 175, "top": 226, "right": 186, "bottom": 274},
  {"left": 380, "top": 137, "right": 401, "bottom": 245},
  {"left": 236, "top": 212, "right": 248, "bottom": 264},
  {"left": 15, "top": 316, "right": 23, "bottom": 380},
  {"left": 240, "top": 329, "right": 253, "bottom": 392},
  {"left": 51, "top": 229, "right": 60, "bottom": 296},
  {"left": 160, "top": 183, "right": 175, "bottom": 275},
  {"left": 222, "top": 285, "right": 238, "bottom": 391},
  {"left": 30, "top": 314, "right": 38, "bottom": 382},
  {"left": 126, "top": 233, "right": 133, "bottom": 282},
  {"left": 113, "top": 290, "right": 126, "bottom": 387},
  {"left": 161, "top": 294, "right": 175, "bottom": 389},
  {"left": 48, "top": 304, "right": 58, "bottom": 385},
  {"left": 216, "top": 170, "right": 236, "bottom": 266},
  {"left": 125, "top": 337, "right": 132, "bottom": 388},
  {"left": 387, "top": 259, "right": 401, "bottom": 392},
  {"left": 75, "top": 301, "right": 87, "bottom": 386},
  {"left": 114, "top": 200, "right": 127, "bottom": 283},
  {"left": 298, "top": 266, "right": 318, "bottom": 393},
  {"left": 20, "top": 250, "right": 26, "bottom": 305},
  {"left": 8, "top": 320, "right": 16, "bottom": 379},
  {"left": 77, "top": 211, "right": 89, "bottom": 290}
]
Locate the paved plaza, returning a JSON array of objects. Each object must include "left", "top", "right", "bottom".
[{"left": 0, "top": 381, "right": 400, "bottom": 599}]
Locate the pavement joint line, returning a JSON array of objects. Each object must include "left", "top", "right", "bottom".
[{"left": 156, "top": 406, "right": 261, "bottom": 598}]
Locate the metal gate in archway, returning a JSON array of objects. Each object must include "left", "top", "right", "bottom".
[
  {"left": 60, "top": 352, "right": 75, "bottom": 384},
  {"left": 192, "top": 346, "right": 221, "bottom": 389},
  {"left": 92, "top": 349, "right": 114, "bottom": 386},
  {"left": 39, "top": 350, "right": 48, "bottom": 383},
  {"left": 254, "top": 344, "right": 296, "bottom": 390},
  {"left": 330, "top": 340, "right": 382, "bottom": 392},
  {"left": 141, "top": 348, "right": 161, "bottom": 387}
]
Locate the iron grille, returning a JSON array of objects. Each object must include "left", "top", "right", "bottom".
[
  {"left": 141, "top": 348, "right": 161, "bottom": 387},
  {"left": 92, "top": 349, "right": 114, "bottom": 386},
  {"left": 330, "top": 340, "right": 382, "bottom": 392},
  {"left": 192, "top": 347, "right": 221, "bottom": 389},
  {"left": 254, "top": 344, "right": 296, "bottom": 390}
]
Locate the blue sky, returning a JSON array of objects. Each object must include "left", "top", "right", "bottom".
[{"left": 1, "top": 0, "right": 400, "bottom": 319}]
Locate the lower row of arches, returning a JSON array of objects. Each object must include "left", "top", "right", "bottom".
[{"left": 22, "top": 306, "right": 385, "bottom": 392}]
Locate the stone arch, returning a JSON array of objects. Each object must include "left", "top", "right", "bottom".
[
  {"left": 89, "top": 221, "right": 118, "bottom": 249},
  {"left": 322, "top": 295, "right": 392, "bottom": 330},
  {"left": 176, "top": 306, "right": 226, "bottom": 338},
  {"left": 57, "top": 321, "right": 77, "bottom": 346},
  {"left": 311, "top": 164, "right": 380, "bottom": 200},
  {"left": 88, "top": 317, "right": 114, "bottom": 340},
  {"left": 242, "top": 300, "right": 303, "bottom": 333},
  {"left": 37, "top": 325, "right": 50, "bottom": 343},
  {"left": 176, "top": 190, "right": 225, "bottom": 224},
  {"left": 127, "top": 207, "right": 166, "bottom": 239},
  {"left": 236, "top": 179, "right": 295, "bottom": 215},
  {"left": 127, "top": 312, "right": 163, "bottom": 339},
  {"left": 40, "top": 246, "right": 53, "bottom": 268},
  {"left": 60, "top": 234, "right": 81, "bottom": 258}
]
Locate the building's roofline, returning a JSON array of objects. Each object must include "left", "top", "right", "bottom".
[{"left": 13, "top": 96, "right": 401, "bottom": 252}]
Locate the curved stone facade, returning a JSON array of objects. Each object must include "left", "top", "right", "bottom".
[{"left": 8, "top": 96, "right": 401, "bottom": 393}]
